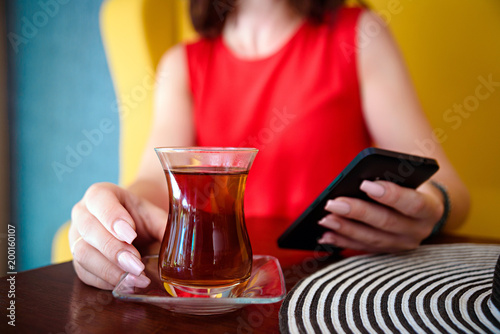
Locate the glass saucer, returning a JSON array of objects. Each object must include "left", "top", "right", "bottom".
[{"left": 112, "top": 255, "right": 286, "bottom": 315}]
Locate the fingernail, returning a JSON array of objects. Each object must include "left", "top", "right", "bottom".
[
  {"left": 317, "top": 234, "right": 334, "bottom": 244},
  {"left": 133, "top": 273, "right": 151, "bottom": 288},
  {"left": 114, "top": 220, "right": 137, "bottom": 244},
  {"left": 360, "top": 180, "right": 385, "bottom": 197},
  {"left": 327, "top": 219, "right": 341, "bottom": 230},
  {"left": 319, "top": 217, "right": 341, "bottom": 230},
  {"left": 317, "top": 236, "right": 327, "bottom": 244},
  {"left": 117, "top": 252, "right": 145, "bottom": 276},
  {"left": 325, "top": 200, "right": 351, "bottom": 215}
]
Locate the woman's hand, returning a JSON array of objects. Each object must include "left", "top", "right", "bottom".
[
  {"left": 69, "top": 182, "right": 167, "bottom": 290},
  {"left": 318, "top": 180, "right": 444, "bottom": 253}
]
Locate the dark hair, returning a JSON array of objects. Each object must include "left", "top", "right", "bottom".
[{"left": 189, "top": 0, "right": 349, "bottom": 38}]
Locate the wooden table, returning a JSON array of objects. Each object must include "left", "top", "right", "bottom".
[{"left": 2, "top": 218, "right": 499, "bottom": 333}]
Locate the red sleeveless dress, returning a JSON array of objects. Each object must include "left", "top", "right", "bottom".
[{"left": 185, "top": 7, "right": 371, "bottom": 223}]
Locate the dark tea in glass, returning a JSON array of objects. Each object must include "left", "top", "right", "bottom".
[{"left": 155, "top": 148, "right": 258, "bottom": 298}]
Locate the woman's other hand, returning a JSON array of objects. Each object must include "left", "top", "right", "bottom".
[{"left": 318, "top": 180, "right": 444, "bottom": 253}]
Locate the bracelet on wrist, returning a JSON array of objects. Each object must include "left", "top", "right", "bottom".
[{"left": 429, "top": 180, "right": 451, "bottom": 236}]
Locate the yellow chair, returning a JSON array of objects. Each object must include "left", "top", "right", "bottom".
[
  {"left": 51, "top": 0, "right": 196, "bottom": 263},
  {"left": 52, "top": 222, "right": 72, "bottom": 263}
]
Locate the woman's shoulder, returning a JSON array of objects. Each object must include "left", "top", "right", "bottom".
[
  {"left": 157, "top": 37, "right": 217, "bottom": 71},
  {"left": 157, "top": 44, "right": 186, "bottom": 71}
]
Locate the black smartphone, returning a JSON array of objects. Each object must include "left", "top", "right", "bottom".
[{"left": 277, "top": 147, "right": 440, "bottom": 251}]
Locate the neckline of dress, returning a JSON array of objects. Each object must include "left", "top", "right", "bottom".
[{"left": 218, "top": 20, "right": 308, "bottom": 63}]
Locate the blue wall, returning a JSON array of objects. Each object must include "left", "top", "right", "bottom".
[{"left": 7, "top": 0, "right": 119, "bottom": 271}]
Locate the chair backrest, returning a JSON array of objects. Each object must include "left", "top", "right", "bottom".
[{"left": 100, "top": 0, "right": 196, "bottom": 186}]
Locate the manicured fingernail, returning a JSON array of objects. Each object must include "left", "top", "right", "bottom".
[
  {"left": 325, "top": 200, "right": 351, "bottom": 215},
  {"left": 360, "top": 180, "right": 385, "bottom": 197},
  {"left": 323, "top": 218, "right": 341, "bottom": 230},
  {"left": 114, "top": 220, "right": 137, "bottom": 244},
  {"left": 319, "top": 217, "right": 341, "bottom": 230},
  {"left": 117, "top": 252, "right": 144, "bottom": 276},
  {"left": 318, "top": 234, "right": 334, "bottom": 244},
  {"left": 317, "top": 236, "right": 327, "bottom": 244},
  {"left": 133, "top": 274, "right": 151, "bottom": 288}
]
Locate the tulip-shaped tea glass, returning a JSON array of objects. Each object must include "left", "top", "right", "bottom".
[{"left": 155, "top": 147, "right": 258, "bottom": 298}]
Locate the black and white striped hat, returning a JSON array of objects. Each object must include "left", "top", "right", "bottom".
[{"left": 279, "top": 244, "right": 500, "bottom": 333}]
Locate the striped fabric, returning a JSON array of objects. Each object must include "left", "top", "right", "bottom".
[{"left": 279, "top": 244, "right": 500, "bottom": 334}]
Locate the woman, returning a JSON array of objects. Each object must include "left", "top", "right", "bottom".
[{"left": 69, "top": 0, "right": 470, "bottom": 289}]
